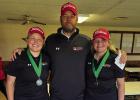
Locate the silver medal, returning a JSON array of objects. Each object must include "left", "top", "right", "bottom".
[{"left": 36, "top": 79, "right": 43, "bottom": 86}]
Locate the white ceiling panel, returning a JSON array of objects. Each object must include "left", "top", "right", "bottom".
[{"left": 0, "top": 0, "right": 140, "bottom": 27}]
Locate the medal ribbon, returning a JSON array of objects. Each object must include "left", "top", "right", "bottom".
[
  {"left": 27, "top": 49, "right": 42, "bottom": 77},
  {"left": 92, "top": 50, "right": 110, "bottom": 79}
]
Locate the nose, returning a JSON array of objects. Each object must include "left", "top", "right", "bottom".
[
  {"left": 34, "top": 39, "right": 38, "bottom": 43},
  {"left": 66, "top": 16, "right": 72, "bottom": 22},
  {"left": 32, "top": 39, "right": 41, "bottom": 43}
]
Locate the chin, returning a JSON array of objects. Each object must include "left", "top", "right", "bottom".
[
  {"left": 30, "top": 48, "right": 42, "bottom": 52},
  {"left": 64, "top": 25, "right": 74, "bottom": 32},
  {"left": 96, "top": 49, "right": 106, "bottom": 53}
]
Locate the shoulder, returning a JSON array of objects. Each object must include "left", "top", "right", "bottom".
[
  {"left": 109, "top": 50, "right": 118, "bottom": 59},
  {"left": 45, "top": 33, "right": 60, "bottom": 44},
  {"left": 45, "top": 33, "right": 59, "bottom": 47},
  {"left": 10, "top": 50, "right": 27, "bottom": 65},
  {"left": 46, "top": 33, "right": 58, "bottom": 40},
  {"left": 107, "top": 50, "right": 118, "bottom": 65},
  {"left": 78, "top": 34, "right": 92, "bottom": 48},
  {"left": 76, "top": 34, "right": 92, "bottom": 45},
  {"left": 78, "top": 34, "right": 91, "bottom": 41},
  {"left": 18, "top": 50, "right": 28, "bottom": 60}
]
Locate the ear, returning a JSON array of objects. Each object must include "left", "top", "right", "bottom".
[
  {"left": 43, "top": 40, "right": 45, "bottom": 45},
  {"left": 60, "top": 16, "right": 62, "bottom": 23},
  {"left": 107, "top": 41, "right": 110, "bottom": 47},
  {"left": 25, "top": 38, "right": 29, "bottom": 44},
  {"left": 76, "top": 15, "right": 78, "bottom": 22}
]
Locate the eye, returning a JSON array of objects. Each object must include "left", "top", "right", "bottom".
[
  {"left": 28, "top": 38, "right": 43, "bottom": 43},
  {"left": 62, "top": 15, "right": 76, "bottom": 19}
]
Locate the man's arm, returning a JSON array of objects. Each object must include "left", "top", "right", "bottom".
[
  {"left": 118, "top": 50, "right": 127, "bottom": 64},
  {"left": 10, "top": 48, "right": 24, "bottom": 61}
]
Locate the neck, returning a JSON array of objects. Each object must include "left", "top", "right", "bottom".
[
  {"left": 63, "top": 28, "right": 75, "bottom": 37},
  {"left": 64, "top": 32, "right": 73, "bottom": 38},
  {"left": 30, "top": 50, "right": 40, "bottom": 58},
  {"left": 94, "top": 49, "right": 108, "bottom": 61}
]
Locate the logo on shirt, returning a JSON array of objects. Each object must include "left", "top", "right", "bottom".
[
  {"left": 55, "top": 47, "right": 60, "bottom": 51},
  {"left": 104, "top": 64, "right": 111, "bottom": 68},
  {"left": 88, "top": 62, "right": 92, "bottom": 65},
  {"left": 27, "top": 62, "right": 47, "bottom": 67},
  {"left": 73, "top": 46, "right": 83, "bottom": 51},
  {"left": 27, "top": 63, "right": 32, "bottom": 66},
  {"left": 42, "top": 62, "right": 48, "bottom": 66}
]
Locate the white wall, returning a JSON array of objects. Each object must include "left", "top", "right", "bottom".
[{"left": 0, "top": 23, "right": 140, "bottom": 60}]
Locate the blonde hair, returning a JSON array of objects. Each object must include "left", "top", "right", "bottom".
[{"left": 108, "top": 40, "right": 117, "bottom": 53}]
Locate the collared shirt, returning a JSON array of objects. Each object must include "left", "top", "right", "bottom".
[
  {"left": 85, "top": 50, "right": 124, "bottom": 100},
  {"left": 5, "top": 50, "right": 50, "bottom": 100},
  {"left": 61, "top": 29, "right": 76, "bottom": 39}
]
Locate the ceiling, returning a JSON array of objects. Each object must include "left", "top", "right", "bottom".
[{"left": 0, "top": 0, "right": 140, "bottom": 27}]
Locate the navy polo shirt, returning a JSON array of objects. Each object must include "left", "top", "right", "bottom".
[
  {"left": 5, "top": 50, "right": 50, "bottom": 100},
  {"left": 85, "top": 50, "right": 124, "bottom": 100}
]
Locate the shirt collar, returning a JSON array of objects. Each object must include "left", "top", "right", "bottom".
[{"left": 61, "top": 29, "right": 76, "bottom": 39}]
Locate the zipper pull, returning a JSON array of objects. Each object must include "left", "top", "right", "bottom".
[{"left": 96, "top": 78, "right": 98, "bottom": 86}]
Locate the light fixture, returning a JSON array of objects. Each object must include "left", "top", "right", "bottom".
[
  {"left": 114, "top": 17, "right": 128, "bottom": 20},
  {"left": 78, "top": 15, "right": 89, "bottom": 23}
]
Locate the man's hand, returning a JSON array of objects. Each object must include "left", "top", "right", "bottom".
[
  {"left": 10, "top": 48, "right": 23, "bottom": 61},
  {"left": 118, "top": 50, "right": 127, "bottom": 64}
]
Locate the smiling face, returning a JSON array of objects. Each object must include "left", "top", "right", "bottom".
[
  {"left": 93, "top": 38, "right": 109, "bottom": 53},
  {"left": 60, "top": 10, "right": 78, "bottom": 33},
  {"left": 27, "top": 33, "right": 44, "bottom": 53}
]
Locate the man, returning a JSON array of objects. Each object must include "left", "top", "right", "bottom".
[
  {"left": 45, "top": 2, "right": 91, "bottom": 100},
  {"left": 11, "top": 2, "right": 126, "bottom": 100}
]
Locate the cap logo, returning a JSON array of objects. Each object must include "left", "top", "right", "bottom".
[
  {"left": 62, "top": 4, "right": 76, "bottom": 10},
  {"left": 30, "top": 27, "right": 43, "bottom": 34},
  {"left": 95, "top": 30, "right": 107, "bottom": 35},
  {"left": 93, "top": 28, "right": 110, "bottom": 40},
  {"left": 61, "top": 2, "right": 77, "bottom": 16}
]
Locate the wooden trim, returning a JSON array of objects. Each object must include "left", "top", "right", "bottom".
[
  {"left": 110, "top": 31, "right": 140, "bottom": 34},
  {"left": 131, "top": 33, "right": 135, "bottom": 53},
  {"left": 120, "top": 33, "right": 123, "bottom": 49},
  {"left": 110, "top": 31, "right": 140, "bottom": 55}
]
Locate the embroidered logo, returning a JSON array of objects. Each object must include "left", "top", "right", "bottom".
[
  {"left": 104, "top": 64, "right": 111, "bottom": 68},
  {"left": 73, "top": 46, "right": 83, "bottom": 51},
  {"left": 27, "top": 63, "right": 31, "bottom": 67},
  {"left": 55, "top": 47, "right": 60, "bottom": 51},
  {"left": 42, "top": 62, "right": 48, "bottom": 66}
]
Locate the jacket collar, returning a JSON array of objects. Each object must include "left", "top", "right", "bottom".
[{"left": 57, "top": 27, "right": 79, "bottom": 40}]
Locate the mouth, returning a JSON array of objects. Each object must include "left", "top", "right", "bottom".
[
  {"left": 32, "top": 44, "right": 40, "bottom": 48},
  {"left": 97, "top": 46, "right": 104, "bottom": 49},
  {"left": 65, "top": 22, "right": 72, "bottom": 25}
]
